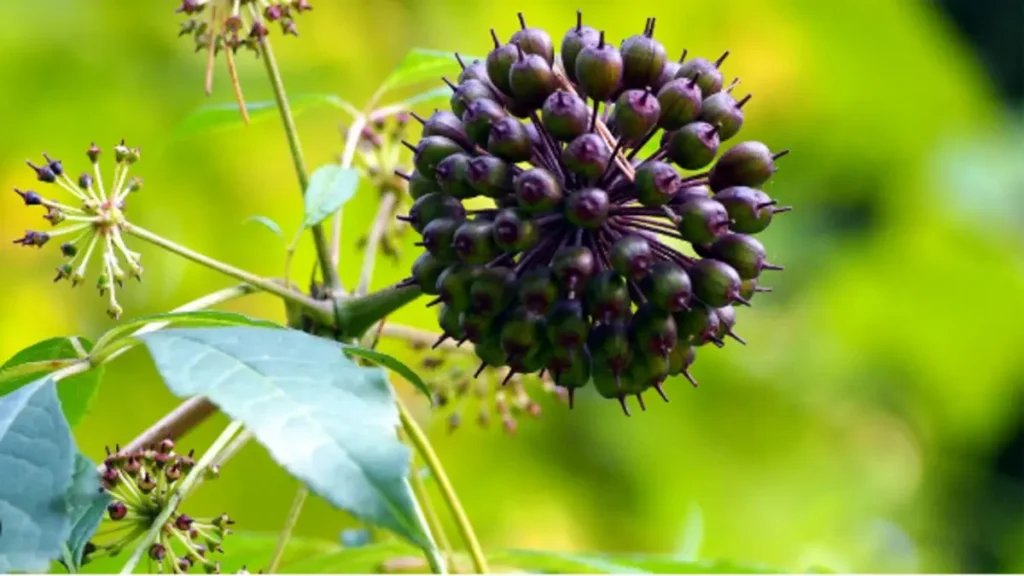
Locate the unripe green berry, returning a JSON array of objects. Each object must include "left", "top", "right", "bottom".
[
  {"left": 640, "top": 261, "right": 692, "bottom": 312},
  {"left": 500, "top": 306, "right": 546, "bottom": 358},
  {"left": 437, "top": 264, "right": 481, "bottom": 312},
  {"left": 589, "top": 322, "right": 633, "bottom": 375},
  {"left": 435, "top": 153, "right": 477, "bottom": 199},
  {"left": 549, "top": 345, "right": 592, "bottom": 393},
  {"left": 453, "top": 220, "right": 499, "bottom": 264},
  {"left": 575, "top": 32, "right": 624, "bottom": 102},
  {"left": 546, "top": 299, "right": 590, "bottom": 349},
  {"left": 421, "top": 218, "right": 461, "bottom": 261},
  {"left": 634, "top": 160, "right": 680, "bottom": 207},
  {"left": 585, "top": 270, "right": 630, "bottom": 323},
  {"left": 667, "top": 344, "right": 696, "bottom": 377},
  {"left": 408, "top": 192, "right": 466, "bottom": 233},
  {"left": 461, "top": 309, "right": 495, "bottom": 343},
  {"left": 561, "top": 16, "right": 601, "bottom": 84},
  {"left": 612, "top": 89, "right": 661, "bottom": 143},
  {"left": 413, "top": 136, "right": 463, "bottom": 178},
  {"left": 470, "top": 266, "right": 515, "bottom": 316},
  {"left": 552, "top": 246, "right": 596, "bottom": 298},
  {"left": 610, "top": 234, "right": 653, "bottom": 280},
  {"left": 620, "top": 28, "right": 667, "bottom": 90},
  {"left": 709, "top": 233, "right": 770, "bottom": 279},
  {"left": 674, "top": 304, "right": 722, "bottom": 346},
  {"left": 708, "top": 141, "right": 782, "bottom": 191},
  {"left": 420, "top": 109, "right": 470, "bottom": 147},
  {"left": 676, "top": 56, "right": 725, "bottom": 95},
  {"left": 467, "top": 156, "right": 514, "bottom": 198},
  {"left": 411, "top": 252, "right": 447, "bottom": 295},
  {"left": 475, "top": 334, "right": 509, "bottom": 368},
  {"left": 542, "top": 90, "right": 590, "bottom": 142},
  {"left": 517, "top": 266, "right": 559, "bottom": 314},
  {"left": 698, "top": 91, "right": 745, "bottom": 141},
  {"left": 652, "top": 59, "right": 681, "bottom": 93},
  {"left": 713, "top": 186, "right": 777, "bottom": 234},
  {"left": 689, "top": 258, "right": 743, "bottom": 307},
  {"left": 438, "top": 304, "right": 466, "bottom": 340},
  {"left": 563, "top": 133, "right": 610, "bottom": 182},
  {"left": 462, "top": 99, "right": 507, "bottom": 147},
  {"left": 511, "top": 14, "right": 555, "bottom": 65},
  {"left": 450, "top": 79, "right": 494, "bottom": 118},
  {"left": 665, "top": 121, "right": 720, "bottom": 170},
  {"left": 493, "top": 208, "right": 539, "bottom": 252},
  {"left": 676, "top": 197, "right": 730, "bottom": 245},
  {"left": 408, "top": 170, "right": 440, "bottom": 199},
  {"left": 656, "top": 77, "right": 703, "bottom": 130},
  {"left": 487, "top": 116, "right": 533, "bottom": 162},
  {"left": 508, "top": 49, "right": 558, "bottom": 109},
  {"left": 486, "top": 38, "right": 519, "bottom": 96}
]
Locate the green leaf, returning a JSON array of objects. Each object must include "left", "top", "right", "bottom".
[
  {"left": 173, "top": 93, "right": 360, "bottom": 139},
  {"left": 342, "top": 346, "right": 431, "bottom": 398},
  {"left": 303, "top": 165, "right": 360, "bottom": 228},
  {"left": 92, "top": 310, "right": 282, "bottom": 355},
  {"left": 0, "top": 377, "right": 77, "bottom": 573},
  {"left": 137, "top": 326, "right": 433, "bottom": 550},
  {"left": 0, "top": 338, "right": 101, "bottom": 428},
  {"left": 244, "top": 215, "right": 285, "bottom": 241},
  {"left": 63, "top": 452, "right": 110, "bottom": 572},
  {"left": 380, "top": 48, "right": 464, "bottom": 93},
  {"left": 490, "top": 550, "right": 783, "bottom": 574}
]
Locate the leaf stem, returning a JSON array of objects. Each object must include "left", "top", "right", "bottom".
[
  {"left": 267, "top": 484, "right": 309, "bottom": 573},
  {"left": 409, "top": 460, "right": 457, "bottom": 573},
  {"left": 398, "top": 402, "right": 489, "bottom": 574},
  {"left": 356, "top": 191, "right": 398, "bottom": 295},
  {"left": 119, "top": 420, "right": 245, "bottom": 574}
]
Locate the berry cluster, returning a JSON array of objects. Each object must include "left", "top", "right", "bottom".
[
  {"left": 10, "top": 142, "right": 145, "bottom": 319},
  {"left": 397, "top": 12, "right": 790, "bottom": 415},
  {"left": 176, "top": 0, "right": 312, "bottom": 53},
  {"left": 87, "top": 439, "right": 233, "bottom": 574}
]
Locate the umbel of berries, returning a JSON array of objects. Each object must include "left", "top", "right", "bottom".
[
  {"left": 397, "top": 11, "right": 791, "bottom": 416},
  {"left": 10, "top": 141, "right": 147, "bottom": 319}
]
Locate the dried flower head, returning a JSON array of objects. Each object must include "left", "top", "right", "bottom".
[
  {"left": 11, "top": 141, "right": 147, "bottom": 319},
  {"left": 397, "top": 12, "right": 791, "bottom": 415},
  {"left": 82, "top": 440, "right": 233, "bottom": 573}
]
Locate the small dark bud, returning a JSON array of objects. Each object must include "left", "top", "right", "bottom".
[
  {"left": 78, "top": 172, "right": 93, "bottom": 190},
  {"left": 175, "top": 514, "right": 194, "bottom": 531},
  {"left": 13, "top": 187, "right": 42, "bottom": 206},
  {"left": 149, "top": 543, "right": 166, "bottom": 561},
  {"left": 107, "top": 501, "right": 128, "bottom": 521},
  {"left": 26, "top": 160, "right": 56, "bottom": 183},
  {"left": 13, "top": 230, "right": 50, "bottom": 248}
]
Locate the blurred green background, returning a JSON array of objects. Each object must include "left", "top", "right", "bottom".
[{"left": 2, "top": 0, "right": 1022, "bottom": 573}]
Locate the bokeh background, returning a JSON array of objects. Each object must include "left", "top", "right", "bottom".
[{"left": 2, "top": 0, "right": 1022, "bottom": 573}]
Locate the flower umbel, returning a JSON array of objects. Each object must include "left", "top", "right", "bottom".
[
  {"left": 11, "top": 141, "right": 145, "bottom": 319},
  {"left": 397, "top": 12, "right": 792, "bottom": 416},
  {"left": 83, "top": 439, "right": 233, "bottom": 574}
]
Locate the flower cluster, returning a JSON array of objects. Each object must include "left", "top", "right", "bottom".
[
  {"left": 84, "top": 439, "right": 233, "bottom": 574},
  {"left": 11, "top": 142, "right": 145, "bottom": 319},
  {"left": 398, "top": 12, "right": 791, "bottom": 415},
  {"left": 176, "top": 0, "right": 312, "bottom": 55}
]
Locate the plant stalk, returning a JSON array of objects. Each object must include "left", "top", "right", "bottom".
[
  {"left": 398, "top": 402, "right": 489, "bottom": 574},
  {"left": 409, "top": 458, "right": 457, "bottom": 573},
  {"left": 267, "top": 484, "right": 309, "bottom": 573},
  {"left": 356, "top": 191, "right": 398, "bottom": 295}
]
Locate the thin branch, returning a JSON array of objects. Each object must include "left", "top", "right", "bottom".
[{"left": 356, "top": 191, "right": 398, "bottom": 295}]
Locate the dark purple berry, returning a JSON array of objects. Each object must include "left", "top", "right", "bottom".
[
  {"left": 561, "top": 12, "right": 601, "bottom": 84},
  {"left": 671, "top": 184, "right": 711, "bottom": 205},
  {"left": 487, "top": 117, "right": 533, "bottom": 162},
  {"left": 676, "top": 55, "right": 726, "bottom": 96},
  {"left": 419, "top": 109, "right": 470, "bottom": 149},
  {"left": 565, "top": 187, "right": 609, "bottom": 229},
  {"left": 634, "top": 161, "right": 680, "bottom": 207},
  {"left": 612, "top": 89, "right": 661, "bottom": 143},
  {"left": 467, "top": 156, "right": 514, "bottom": 198},
  {"left": 652, "top": 58, "right": 681, "bottom": 93},
  {"left": 493, "top": 208, "right": 539, "bottom": 252},
  {"left": 508, "top": 48, "right": 558, "bottom": 109},
  {"left": 107, "top": 501, "right": 128, "bottom": 521},
  {"left": 514, "top": 168, "right": 563, "bottom": 214},
  {"left": 656, "top": 77, "right": 703, "bottom": 130},
  {"left": 676, "top": 197, "right": 730, "bottom": 245},
  {"left": 552, "top": 246, "right": 596, "bottom": 298},
  {"left": 407, "top": 192, "right": 465, "bottom": 233},
  {"left": 698, "top": 91, "right": 746, "bottom": 141},
  {"left": 453, "top": 220, "right": 499, "bottom": 264},
  {"left": 619, "top": 28, "right": 667, "bottom": 90},
  {"left": 411, "top": 253, "right": 447, "bottom": 295},
  {"left": 713, "top": 186, "right": 778, "bottom": 234},
  {"left": 666, "top": 121, "right": 720, "bottom": 170},
  {"left": 563, "top": 133, "right": 610, "bottom": 182},
  {"left": 708, "top": 141, "right": 785, "bottom": 191},
  {"left": 435, "top": 153, "right": 477, "bottom": 199},
  {"left": 689, "top": 258, "right": 742, "bottom": 307},
  {"left": 457, "top": 57, "right": 490, "bottom": 84},
  {"left": 462, "top": 99, "right": 507, "bottom": 147},
  {"left": 13, "top": 187, "right": 42, "bottom": 206},
  {"left": 450, "top": 79, "right": 494, "bottom": 118},
  {"left": 412, "top": 135, "right": 462, "bottom": 178},
  {"left": 510, "top": 13, "right": 554, "bottom": 65},
  {"left": 610, "top": 234, "right": 653, "bottom": 280},
  {"left": 542, "top": 90, "right": 590, "bottom": 142},
  {"left": 585, "top": 270, "right": 630, "bottom": 323},
  {"left": 575, "top": 31, "right": 624, "bottom": 102}
]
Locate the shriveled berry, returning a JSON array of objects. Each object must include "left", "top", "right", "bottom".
[
  {"left": 699, "top": 92, "right": 745, "bottom": 141},
  {"left": 437, "top": 264, "right": 481, "bottom": 311},
  {"left": 629, "top": 303, "right": 678, "bottom": 358},
  {"left": 565, "top": 187, "right": 609, "bottom": 228},
  {"left": 514, "top": 168, "right": 563, "bottom": 214},
  {"left": 493, "top": 208, "right": 539, "bottom": 252},
  {"left": 690, "top": 258, "right": 742, "bottom": 307},
  {"left": 708, "top": 141, "right": 783, "bottom": 191},
  {"left": 563, "top": 133, "right": 610, "bottom": 182},
  {"left": 620, "top": 29, "right": 667, "bottom": 90},
  {"left": 470, "top": 267, "right": 515, "bottom": 316},
  {"left": 408, "top": 170, "right": 440, "bottom": 199},
  {"left": 656, "top": 77, "right": 703, "bottom": 130},
  {"left": 411, "top": 252, "right": 447, "bottom": 295},
  {"left": 518, "top": 266, "right": 559, "bottom": 314},
  {"left": 486, "top": 36, "right": 519, "bottom": 96},
  {"left": 612, "top": 89, "right": 661, "bottom": 143},
  {"left": 676, "top": 56, "right": 725, "bottom": 95},
  {"left": 467, "top": 156, "right": 514, "bottom": 198},
  {"left": 635, "top": 161, "right": 680, "bottom": 207},
  {"left": 438, "top": 304, "right": 466, "bottom": 340},
  {"left": 676, "top": 197, "right": 730, "bottom": 245},
  {"left": 666, "top": 121, "right": 720, "bottom": 170},
  {"left": 408, "top": 192, "right": 466, "bottom": 233},
  {"left": 510, "top": 14, "right": 554, "bottom": 65},
  {"left": 462, "top": 99, "right": 507, "bottom": 147},
  {"left": 552, "top": 246, "right": 596, "bottom": 298},
  {"left": 561, "top": 14, "right": 601, "bottom": 83},
  {"left": 674, "top": 304, "right": 721, "bottom": 346},
  {"left": 713, "top": 186, "right": 777, "bottom": 234},
  {"left": 420, "top": 109, "right": 470, "bottom": 147},
  {"left": 710, "top": 233, "right": 772, "bottom": 279},
  {"left": 435, "top": 153, "right": 477, "bottom": 199},
  {"left": 575, "top": 31, "right": 624, "bottom": 102},
  {"left": 546, "top": 299, "right": 590, "bottom": 349},
  {"left": 450, "top": 79, "right": 494, "bottom": 118},
  {"left": 421, "top": 218, "right": 461, "bottom": 261},
  {"left": 413, "top": 136, "right": 462, "bottom": 178},
  {"left": 610, "top": 234, "right": 653, "bottom": 280},
  {"left": 640, "top": 261, "right": 692, "bottom": 312},
  {"left": 487, "top": 117, "right": 533, "bottom": 162},
  {"left": 508, "top": 49, "right": 558, "bottom": 109},
  {"left": 585, "top": 270, "right": 630, "bottom": 323},
  {"left": 542, "top": 90, "right": 590, "bottom": 142},
  {"left": 500, "top": 306, "right": 546, "bottom": 357},
  {"left": 453, "top": 220, "right": 499, "bottom": 264}
]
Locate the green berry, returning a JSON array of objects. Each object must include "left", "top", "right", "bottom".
[
  {"left": 676, "top": 197, "right": 730, "bottom": 245},
  {"left": 487, "top": 117, "right": 533, "bottom": 162},
  {"left": 438, "top": 304, "right": 466, "bottom": 340},
  {"left": 667, "top": 344, "right": 696, "bottom": 377},
  {"left": 666, "top": 121, "right": 720, "bottom": 170},
  {"left": 563, "top": 133, "right": 610, "bottom": 182},
  {"left": 518, "top": 266, "right": 559, "bottom": 314},
  {"left": 739, "top": 278, "right": 772, "bottom": 301},
  {"left": 698, "top": 91, "right": 746, "bottom": 141},
  {"left": 713, "top": 305, "right": 745, "bottom": 344},
  {"left": 674, "top": 304, "right": 721, "bottom": 346},
  {"left": 421, "top": 218, "right": 461, "bottom": 261},
  {"left": 548, "top": 345, "right": 592, "bottom": 399},
  {"left": 612, "top": 89, "right": 661, "bottom": 143},
  {"left": 408, "top": 192, "right": 466, "bottom": 233},
  {"left": 656, "top": 77, "right": 703, "bottom": 130},
  {"left": 610, "top": 234, "right": 653, "bottom": 280},
  {"left": 420, "top": 109, "right": 470, "bottom": 147},
  {"left": 620, "top": 28, "right": 666, "bottom": 90},
  {"left": 470, "top": 266, "right": 515, "bottom": 316},
  {"left": 514, "top": 168, "right": 563, "bottom": 214},
  {"left": 585, "top": 270, "right": 630, "bottom": 323},
  {"left": 542, "top": 90, "right": 590, "bottom": 142},
  {"left": 639, "top": 261, "right": 692, "bottom": 312},
  {"left": 435, "top": 153, "right": 477, "bottom": 199},
  {"left": 629, "top": 303, "right": 678, "bottom": 357},
  {"left": 467, "top": 156, "right": 514, "bottom": 198},
  {"left": 575, "top": 31, "right": 624, "bottom": 102},
  {"left": 565, "top": 187, "right": 609, "bottom": 229},
  {"left": 589, "top": 322, "right": 633, "bottom": 375},
  {"left": 635, "top": 161, "right": 680, "bottom": 207},
  {"left": 713, "top": 186, "right": 777, "bottom": 234},
  {"left": 676, "top": 56, "right": 725, "bottom": 95},
  {"left": 623, "top": 352, "right": 670, "bottom": 393},
  {"left": 708, "top": 141, "right": 784, "bottom": 191},
  {"left": 457, "top": 58, "right": 490, "bottom": 84},
  {"left": 450, "top": 79, "right": 495, "bottom": 118},
  {"left": 453, "top": 220, "right": 499, "bottom": 264},
  {"left": 493, "top": 208, "right": 539, "bottom": 252},
  {"left": 552, "top": 246, "right": 597, "bottom": 298},
  {"left": 413, "top": 135, "right": 463, "bottom": 178},
  {"left": 462, "top": 99, "right": 507, "bottom": 147},
  {"left": 508, "top": 48, "right": 558, "bottom": 109},
  {"left": 436, "top": 264, "right": 481, "bottom": 311},
  {"left": 408, "top": 170, "right": 440, "bottom": 199},
  {"left": 546, "top": 299, "right": 591, "bottom": 349},
  {"left": 500, "top": 306, "right": 546, "bottom": 358},
  {"left": 475, "top": 334, "right": 509, "bottom": 367},
  {"left": 411, "top": 252, "right": 447, "bottom": 295},
  {"left": 652, "top": 58, "right": 681, "bottom": 93},
  {"left": 709, "top": 233, "right": 771, "bottom": 279},
  {"left": 690, "top": 258, "right": 742, "bottom": 307},
  {"left": 461, "top": 309, "right": 495, "bottom": 343},
  {"left": 487, "top": 35, "right": 520, "bottom": 96},
  {"left": 561, "top": 13, "right": 601, "bottom": 84},
  {"left": 510, "top": 13, "right": 554, "bottom": 65}
]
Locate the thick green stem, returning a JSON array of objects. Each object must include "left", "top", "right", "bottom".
[
  {"left": 259, "top": 36, "right": 343, "bottom": 297},
  {"left": 335, "top": 284, "right": 422, "bottom": 339},
  {"left": 267, "top": 484, "right": 309, "bottom": 573},
  {"left": 398, "top": 402, "right": 489, "bottom": 574},
  {"left": 409, "top": 458, "right": 457, "bottom": 573}
]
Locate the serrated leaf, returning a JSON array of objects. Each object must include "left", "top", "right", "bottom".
[
  {"left": 92, "top": 310, "right": 282, "bottom": 355},
  {"left": 137, "top": 326, "right": 433, "bottom": 550},
  {"left": 173, "top": 93, "right": 360, "bottom": 139},
  {"left": 63, "top": 452, "right": 110, "bottom": 572},
  {"left": 0, "top": 377, "right": 77, "bottom": 573},
  {"left": 342, "top": 346, "right": 431, "bottom": 398},
  {"left": 380, "top": 48, "right": 464, "bottom": 93},
  {"left": 303, "top": 165, "right": 360, "bottom": 228},
  {"left": 244, "top": 215, "right": 285, "bottom": 241},
  {"left": 0, "top": 338, "right": 102, "bottom": 428}
]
